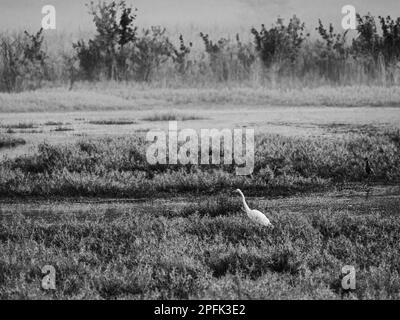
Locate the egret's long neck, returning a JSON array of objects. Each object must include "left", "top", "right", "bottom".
[{"left": 238, "top": 191, "right": 250, "bottom": 213}]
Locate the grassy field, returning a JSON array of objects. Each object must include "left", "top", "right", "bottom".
[
  {"left": 1, "top": 85, "right": 400, "bottom": 299},
  {"left": 2, "top": 85, "right": 400, "bottom": 113},
  {"left": 1, "top": 191, "right": 400, "bottom": 299}
]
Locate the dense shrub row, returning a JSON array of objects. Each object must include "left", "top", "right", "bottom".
[
  {"left": 1, "top": 1, "right": 400, "bottom": 92},
  {"left": 1, "top": 130, "right": 399, "bottom": 198}
]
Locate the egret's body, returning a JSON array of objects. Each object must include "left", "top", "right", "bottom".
[{"left": 236, "top": 189, "right": 273, "bottom": 228}]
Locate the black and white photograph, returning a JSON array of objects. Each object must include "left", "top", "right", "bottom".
[{"left": 0, "top": 0, "right": 400, "bottom": 302}]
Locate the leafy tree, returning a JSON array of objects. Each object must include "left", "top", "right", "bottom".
[
  {"left": 251, "top": 16, "right": 309, "bottom": 69},
  {"left": 0, "top": 29, "right": 48, "bottom": 92},
  {"left": 171, "top": 35, "right": 192, "bottom": 75},
  {"left": 133, "top": 26, "right": 174, "bottom": 82},
  {"left": 74, "top": 1, "right": 138, "bottom": 80}
]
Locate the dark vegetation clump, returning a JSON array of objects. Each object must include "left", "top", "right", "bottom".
[
  {"left": 0, "top": 29, "right": 48, "bottom": 92},
  {"left": 1, "top": 130, "right": 399, "bottom": 198},
  {"left": 0, "top": 135, "right": 26, "bottom": 149},
  {"left": 88, "top": 119, "right": 136, "bottom": 125}
]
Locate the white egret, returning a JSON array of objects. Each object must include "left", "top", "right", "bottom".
[{"left": 235, "top": 189, "right": 273, "bottom": 228}]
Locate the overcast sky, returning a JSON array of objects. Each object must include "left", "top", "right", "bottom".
[{"left": 0, "top": 0, "right": 399, "bottom": 33}]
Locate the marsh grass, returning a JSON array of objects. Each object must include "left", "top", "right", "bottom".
[
  {"left": 180, "top": 195, "right": 242, "bottom": 218},
  {"left": 44, "top": 121, "right": 64, "bottom": 126},
  {"left": 0, "top": 130, "right": 399, "bottom": 198},
  {"left": 1, "top": 195, "right": 399, "bottom": 299},
  {"left": 51, "top": 127, "right": 74, "bottom": 132},
  {"left": 2, "top": 122, "right": 36, "bottom": 129},
  {"left": 141, "top": 113, "right": 205, "bottom": 122},
  {"left": 2, "top": 86, "right": 400, "bottom": 113},
  {"left": 0, "top": 135, "right": 26, "bottom": 149},
  {"left": 317, "top": 123, "right": 382, "bottom": 135},
  {"left": 88, "top": 120, "right": 137, "bottom": 125}
]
